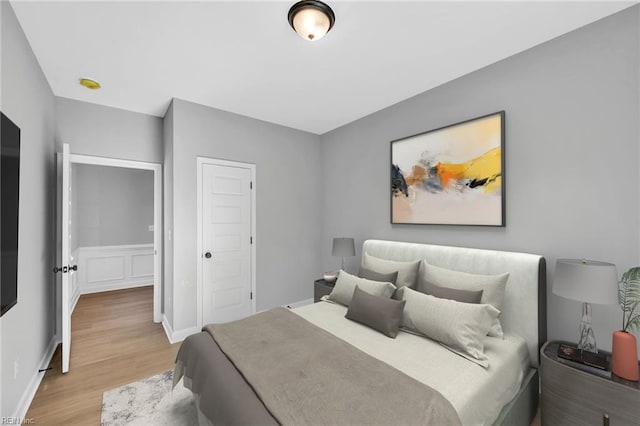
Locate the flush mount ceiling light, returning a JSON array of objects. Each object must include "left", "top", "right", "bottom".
[
  {"left": 79, "top": 78, "right": 100, "bottom": 90},
  {"left": 288, "top": 0, "right": 335, "bottom": 41}
]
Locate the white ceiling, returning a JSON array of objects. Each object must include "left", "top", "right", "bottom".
[{"left": 10, "top": 1, "right": 635, "bottom": 135}]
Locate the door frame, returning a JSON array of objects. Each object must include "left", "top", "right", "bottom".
[
  {"left": 196, "top": 157, "right": 256, "bottom": 329},
  {"left": 57, "top": 152, "right": 163, "bottom": 327}
]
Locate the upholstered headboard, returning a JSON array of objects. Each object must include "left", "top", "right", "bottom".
[{"left": 362, "top": 239, "right": 547, "bottom": 368}]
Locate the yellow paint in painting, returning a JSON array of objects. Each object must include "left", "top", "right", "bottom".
[
  {"left": 437, "top": 147, "right": 501, "bottom": 193},
  {"left": 438, "top": 115, "right": 502, "bottom": 161}
]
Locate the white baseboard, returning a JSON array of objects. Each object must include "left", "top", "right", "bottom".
[
  {"left": 80, "top": 280, "right": 151, "bottom": 295},
  {"left": 13, "top": 335, "right": 59, "bottom": 420},
  {"left": 161, "top": 316, "right": 173, "bottom": 343},
  {"left": 70, "top": 281, "right": 150, "bottom": 314},
  {"left": 285, "top": 298, "right": 314, "bottom": 309},
  {"left": 162, "top": 315, "right": 199, "bottom": 344}
]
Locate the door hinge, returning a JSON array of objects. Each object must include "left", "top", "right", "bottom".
[
  {"left": 250, "top": 181, "right": 253, "bottom": 190},
  {"left": 250, "top": 292, "right": 253, "bottom": 300},
  {"left": 250, "top": 236, "right": 253, "bottom": 244}
]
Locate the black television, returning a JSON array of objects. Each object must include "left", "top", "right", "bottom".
[{"left": 1, "top": 112, "right": 20, "bottom": 317}]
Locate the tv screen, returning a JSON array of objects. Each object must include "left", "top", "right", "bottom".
[{"left": 1, "top": 112, "right": 20, "bottom": 317}]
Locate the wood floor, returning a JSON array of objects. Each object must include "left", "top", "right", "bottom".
[
  {"left": 25, "top": 285, "right": 542, "bottom": 425},
  {"left": 26, "top": 286, "right": 180, "bottom": 425}
]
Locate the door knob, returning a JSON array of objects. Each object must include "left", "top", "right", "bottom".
[
  {"left": 204, "top": 252, "right": 212, "bottom": 259},
  {"left": 53, "top": 265, "right": 76, "bottom": 273}
]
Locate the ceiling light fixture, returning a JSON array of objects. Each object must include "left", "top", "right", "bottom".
[
  {"left": 288, "top": 0, "right": 335, "bottom": 42},
  {"left": 79, "top": 78, "right": 101, "bottom": 90}
]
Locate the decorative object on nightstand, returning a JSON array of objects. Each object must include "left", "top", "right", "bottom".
[
  {"left": 323, "top": 271, "right": 338, "bottom": 283},
  {"left": 612, "top": 267, "right": 640, "bottom": 381},
  {"left": 553, "top": 259, "right": 618, "bottom": 353},
  {"left": 557, "top": 343, "right": 607, "bottom": 370},
  {"left": 332, "top": 237, "right": 355, "bottom": 271}
]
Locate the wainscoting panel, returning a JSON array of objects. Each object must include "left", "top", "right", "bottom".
[
  {"left": 131, "top": 253, "right": 154, "bottom": 278},
  {"left": 76, "top": 244, "right": 154, "bottom": 295},
  {"left": 87, "top": 256, "right": 126, "bottom": 283}
]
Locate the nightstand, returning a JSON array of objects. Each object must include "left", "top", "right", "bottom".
[
  {"left": 314, "top": 279, "right": 334, "bottom": 302},
  {"left": 540, "top": 340, "right": 640, "bottom": 425}
]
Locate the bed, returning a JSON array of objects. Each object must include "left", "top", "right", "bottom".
[{"left": 174, "top": 239, "right": 547, "bottom": 426}]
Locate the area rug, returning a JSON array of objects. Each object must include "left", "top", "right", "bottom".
[{"left": 101, "top": 370, "right": 198, "bottom": 425}]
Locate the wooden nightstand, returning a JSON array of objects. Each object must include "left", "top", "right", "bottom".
[
  {"left": 314, "top": 279, "right": 334, "bottom": 302},
  {"left": 540, "top": 341, "right": 640, "bottom": 425}
]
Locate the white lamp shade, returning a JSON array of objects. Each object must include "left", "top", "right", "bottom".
[
  {"left": 553, "top": 259, "right": 618, "bottom": 305},
  {"left": 332, "top": 237, "right": 355, "bottom": 257}
]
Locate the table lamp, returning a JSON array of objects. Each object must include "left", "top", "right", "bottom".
[
  {"left": 553, "top": 259, "right": 618, "bottom": 353},
  {"left": 332, "top": 237, "right": 355, "bottom": 271}
]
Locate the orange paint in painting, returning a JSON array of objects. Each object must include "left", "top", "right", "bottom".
[
  {"left": 436, "top": 163, "right": 465, "bottom": 187},
  {"left": 405, "top": 165, "right": 427, "bottom": 186}
]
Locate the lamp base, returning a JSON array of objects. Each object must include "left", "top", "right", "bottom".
[
  {"left": 577, "top": 302, "right": 597, "bottom": 353},
  {"left": 611, "top": 330, "right": 639, "bottom": 381}
]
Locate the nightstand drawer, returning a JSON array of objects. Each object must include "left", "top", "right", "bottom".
[
  {"left": 541, "top": 341, "right": 640, "bottom": 426},
  {"left": 542, "top": 361, "right": 640, "bottom": 426}
]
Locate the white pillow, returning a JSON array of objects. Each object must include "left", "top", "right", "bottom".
[
  {"left": 401, "top": 287, "right": 499, "bottom": 367},
  {"left": 362, "top": 252, "right": 420, "bottom": 290},
  {"left": 328, "top": 270, "right": 396, "bottom": 307},
  {"left": 419, "top": 261, "right": 508, "bottom": 337}
]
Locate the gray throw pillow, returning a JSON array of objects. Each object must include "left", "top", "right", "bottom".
[
  {"left": 422, "top": 280, "right": 483, "bottom": 304},
  {"left": 328, "top": 270, "right": 396, "bottom": 307},
  {"left": 357, "top": 266, "right": 398, "bottom": 285},
  {"left": 345, "top": 286, "right": 406, "bottom": 338}
]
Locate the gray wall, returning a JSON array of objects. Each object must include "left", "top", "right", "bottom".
[
  {"left": 55, "top": 97, "right": 163, "bottom": 164},
  {"left": 0, "top": 1, "right": 56, "bottom": 417},
  {"left": 320, "top": 7, "right": 640, "bottom": 353},
  {"left": 75, "top": 164, "right": 154, "bottom": 247},
  {"left": 168, "top": 98, "right": 322, "bottom": 331},
  {"left": 163, "top": 101, "right": 174, "bottom": 324}
]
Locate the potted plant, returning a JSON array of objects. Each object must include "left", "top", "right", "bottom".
[{"left": 612, "top": 267, "right": 640, "bottom": 381}]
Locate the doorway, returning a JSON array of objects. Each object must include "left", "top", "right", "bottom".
[
  {"left": 196, "top": 157, "right": 256, "bottom": 329},
  {"left": 71, "top": 164, "right": 155, "bottom": 304},
  {"left": 56, "top": 147, "right": 162, "bottom": 373}
]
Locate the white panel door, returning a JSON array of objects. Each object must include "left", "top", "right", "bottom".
[{"left": 201, "top": 164, "right": 252, "bottom": 324}]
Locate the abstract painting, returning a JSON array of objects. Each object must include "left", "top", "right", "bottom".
[{"left": 391, "top": 111, "right": 505, "bottom": 226}]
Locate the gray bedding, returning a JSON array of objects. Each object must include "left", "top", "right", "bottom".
[
  {"left": 175, "top": 307, "right": 461, "bottom": 426},
  {"left": 174, "top": 331, "right": 278, "bottom": 425}
]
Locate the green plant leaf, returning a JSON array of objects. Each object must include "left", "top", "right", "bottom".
[
  {"left": 627, "top": 315, "right": 640, "bottom": 333},
  {"left": 619, "top": 267, "right": 640, "bottom": 331}
]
